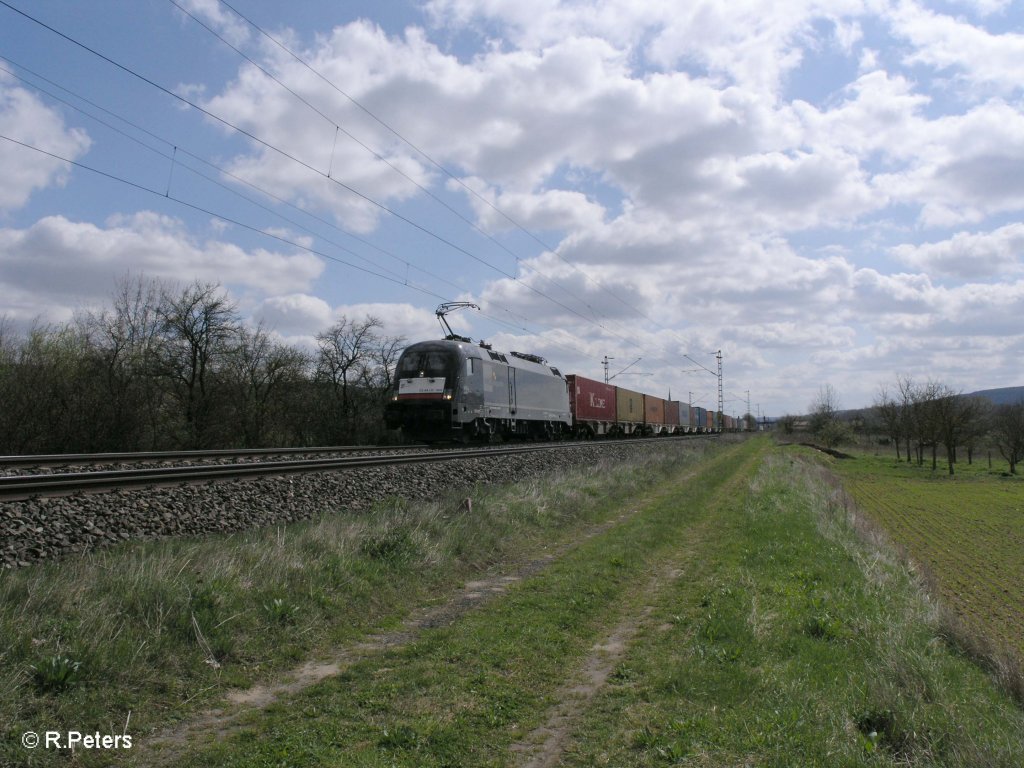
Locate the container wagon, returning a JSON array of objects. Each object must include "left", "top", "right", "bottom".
[
  {"left": 566, "top": 374, "right": 617, "bottom": 438},
  {"left": 615, "top": 386, "right": 644, "bottom": 436},
  {"left": 666, "top": 400, "right": 681, "bottom": 434},
  {"left": 643, "top": 394, "right": 667, "bottom": 436}
]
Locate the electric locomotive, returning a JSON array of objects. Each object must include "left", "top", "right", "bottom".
[{"left": 385, "top": 338, "right": 572, "bottom": 443}]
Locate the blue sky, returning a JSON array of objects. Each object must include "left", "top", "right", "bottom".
[{"left": 2, "top": 0, "right": 1023, "bottom": 417}]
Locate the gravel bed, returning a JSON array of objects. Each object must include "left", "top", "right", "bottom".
[{"left": 0, "top": 440, "right": 704, "bottom": 569}]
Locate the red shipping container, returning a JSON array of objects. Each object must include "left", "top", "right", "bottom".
[
  {"left": 666, "top": 401, "right": 681, "bottom": 427},
  {"left": 644, "top": 395, "right": 666, "bottom": 426},
  {"left": 566, "top": 375, "right": 617, "bottom": 422}
]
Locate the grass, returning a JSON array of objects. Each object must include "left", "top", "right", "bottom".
[
  {"left": 560, "top": 445, "right": 1024, "bottom": 766},
  {"left": 831, "top": 448, "right": 1024, "bottom": 662},
  {"left": 141, "top": 435, "right": 767, "bottom": 767},
  {"left": 5, "top": 437, "right": 1024, "bottom": 766},
  {"left": 0, "top": 439, "right": 715, "bottom": 768}
]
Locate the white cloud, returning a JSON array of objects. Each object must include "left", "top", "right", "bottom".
[
  {"left": 254, "top": 293, "right": 334, "bottom": 335},
  {"left": 890, "top": 223, "right": 1024, "bottom": 278},
  {"left": 0, "top": 213, "right": 324, "bottom": 323},
  {"left": 889, "top": 1, "right": 1024, "bottom": 95},
  {"left": 173, "top": 0, "right": 251, "bottom": 47},
  {"left": 0, "top": 75, "right": 91, "bottom": 212},
  {"left": 453, "top": 177, "right": 606, "bottom": 234}
]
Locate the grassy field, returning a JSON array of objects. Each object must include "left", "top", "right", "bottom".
[
  {"left": 832, "top": 448, "right": 1024, "bottom": 661},
  {"left": 2, "top": 439, "right": 717, "bottom": 767},
  {"left": 3, "top": 437, "right": 1024, "bottom": 767}
]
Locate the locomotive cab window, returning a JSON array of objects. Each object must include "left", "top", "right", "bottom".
[{"left": 398, "top": 351, "right": 455, "bottom": 379}]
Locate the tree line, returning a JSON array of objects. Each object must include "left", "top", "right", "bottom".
[
  {"left": 874, "top": 377, "right": 1024, "bottom": 475},
  {"left": 0, "top": 277, "right": 406, "bottom": 454},
  {"left": 786, "top": 380, "right": 1024, "bottom": 475}
]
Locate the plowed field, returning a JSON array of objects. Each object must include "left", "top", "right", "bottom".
[{"left": 836, "top": 453, "right": 1024, "bottom": 657}]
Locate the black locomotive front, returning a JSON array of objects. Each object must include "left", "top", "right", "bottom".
[{"left": 385, "top": 341, "right": 465, "bottom": 441}]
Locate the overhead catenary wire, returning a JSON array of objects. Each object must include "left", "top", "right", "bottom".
[
  {"left": 0, "top": 0, "right": 647, "bottom": 348},
  {"left": 1, "top": 1, "right": 731, "bottom": 392},
  {"left": 211, "top": 0, "right": 724, "bottom": 370},
  {"left": 171, "top": 0, "right": 657, "bottom": 349},
  {"left": 214, "top": 0, "right": 661, "bottom": 324},
  {"left": 3, "top": 106, "right": 726, "bottom": 398},
  {"left": 0, "top": 57, "right": 648, "bottom": 372}
]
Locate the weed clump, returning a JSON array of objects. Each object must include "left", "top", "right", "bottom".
[
  {"left": 31, "top": 654, "right": 84, "bottom": 693},
  {"left": 359, "top": 525, "right": 420, "bottom": 564}
]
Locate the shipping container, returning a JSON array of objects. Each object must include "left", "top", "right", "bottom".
[
  {"left": 694, "top": 406, "right": 706, "bottom": 433},
  {"left": 566, "top": 374, "right": 617, "bottom": 436},
  {"left": 705, "top": 409, "right": 713, "bottom": 430},
  {"left": 678, "top": 403, "right": 690, "bottom": 430},
  {"left": 666, "top": 400, "right": 681, "bottom": 429},
  {"left": 643, "top": 394, "right": 666, "bottom": 434},
  {"left": 689, "top": 406, "right": 697, "bottom": 432},
  {"left": 615, "top": 386, "right": 644, "bottom": 435}
]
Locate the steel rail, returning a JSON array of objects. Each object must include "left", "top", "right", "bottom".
[{"left": 0, "top": 445, "right": 419, "bottom": 469}]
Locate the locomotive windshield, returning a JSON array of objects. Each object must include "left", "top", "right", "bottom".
[{"left": 397, "top": 349, "right": 457, "bottom": 379}]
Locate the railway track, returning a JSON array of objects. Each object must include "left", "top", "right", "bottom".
[
  {"left": 0, "top": 437, "right": 709, "bottom": 501},
  {"left": 0, "top": 444, "right": 419, "bottom": 470}
]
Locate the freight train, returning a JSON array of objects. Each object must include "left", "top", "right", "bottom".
[{"left": 385, "top": 337, "right": 736, "bottom": 443}]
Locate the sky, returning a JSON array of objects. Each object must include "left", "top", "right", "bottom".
[{"left": 1, "top": 0, "right": 1023, "bottom": 418}]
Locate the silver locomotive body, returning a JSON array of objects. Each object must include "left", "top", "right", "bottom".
[{"left": 385, "top": 340, "right": 572, "bottom": 442}]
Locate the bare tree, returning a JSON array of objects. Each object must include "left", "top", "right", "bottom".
[
  {"left": 227, "top": 323, "right": 308, "bottom": 446},
  {"left": 77, "top": 275, "right": 165, "bottom": 449},
  {"left": 154, "top": 281, "right": 241, "bottom": 447},
  {"left": 931, "top": 384, "right": 983, "bottom": 475},
  {"left": 874, "top": 385, "right": 904, "bottom": 461},
  {"left": 314, "top": 315, "right": 383, "bottom": 442},
  {"left": 961, "top": 397, "right": 991, "bottom": 465},
  {"left": 809, "top": 384, "right": 850, "bottom": 449},
  {"left": 896, "top": 376, "right": 918, "bottom": 463},
  {"left": 777, "top": 414, "right": 797, "bottom": 435},
  {"left": 991, "top": 400, "right": 1024, "bottom": 474},
  {"left": 363, "top": 333, "right": 405, "bottom": 395}
]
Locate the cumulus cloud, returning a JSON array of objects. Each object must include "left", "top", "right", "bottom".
[
  {"left": 0, "top": 75, "right": 91, "bottom": 211},
  {"left": 872, "top": 99, "right": 1024, "bottom": 226},
  {"left": 453, "top": 177, "right": 606, "bottom": 234},
  {"left": 173, "top": 0, "right": 252, "bottom": 47},
  {"left": 254, "top": 295, "right": 439, "bottom": 342},
  {"left": 891, "top": 223, "right": 1024, "bottom": 278},
  {"left": 0, "top": 213, "right": 323, "bottom": 322},
  {"left": 888, "top": 1, "right": 1024, "bottom": 95}
]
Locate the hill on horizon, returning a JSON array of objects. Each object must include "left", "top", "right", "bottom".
[{"left": 966, "top": 386, "right": 1024, "bottom": 405}]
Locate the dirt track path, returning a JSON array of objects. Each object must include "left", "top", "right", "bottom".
[
  {"left": 139, "top": 507, "right": 644, "bottom": 763},
  {"left": 140, "top": 442, "right": 757, "bottom": 767},
  {"left": 508, "top": 506, "right": 724, "bottom": 768},
  {"left": 509, "top": 442, "right": 759, "bottom": 768}
]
